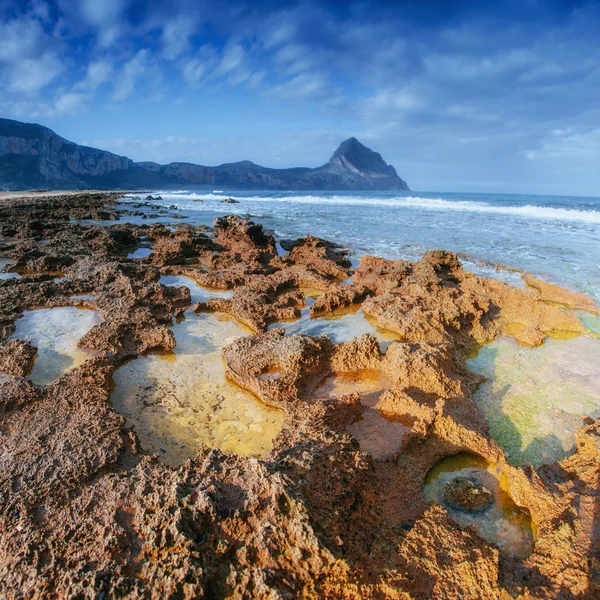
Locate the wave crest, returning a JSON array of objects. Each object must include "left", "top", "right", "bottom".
[{"left": 154, "top": 192, "right": 600, "bottom": 224}]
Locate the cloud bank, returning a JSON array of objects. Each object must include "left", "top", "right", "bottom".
[{"left": 1, "top": 0, "right": 600, "bottom": 194}]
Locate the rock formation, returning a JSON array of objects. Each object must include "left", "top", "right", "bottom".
[
  {"left": 443, "top": 477, "right": 494, "bottom": 512},
  {"left": 0, "top": 193, "right": 599, "bottom": 599}
]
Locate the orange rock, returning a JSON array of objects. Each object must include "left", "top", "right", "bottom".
[{"left": 0, "top": 196, "right": 599, "bottom": 599}]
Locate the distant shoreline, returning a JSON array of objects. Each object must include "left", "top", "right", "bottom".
[{"left": 0, "top": 189, "right": 140, "bottom": 201}]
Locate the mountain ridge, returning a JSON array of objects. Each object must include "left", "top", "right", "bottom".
[{"left": 0, "top": 118, "right": 409, "bottom": 191}]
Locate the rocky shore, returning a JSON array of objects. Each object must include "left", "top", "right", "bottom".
[{"left": 0, "top": 192, "right": 599, "bottom": 599}]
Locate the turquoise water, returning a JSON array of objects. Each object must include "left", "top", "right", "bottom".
[
  {"left": 468, "top": 336, "right": 600, "bottom": 467},
  {"left": 126, "top": 190, "right": 600, "bottom": 302}
]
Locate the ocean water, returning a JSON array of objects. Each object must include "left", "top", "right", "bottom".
[{"left": 132, "top": 190, "right": 600, "bottom": 302}]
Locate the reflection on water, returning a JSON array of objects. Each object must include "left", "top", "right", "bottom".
[
  {"left": 9, "top": 307, "right": 101, "bottom": 386},
  {"left": 469, "top": 336, "right": 600, "bottom": 466},
  {"left": 0, "top": 258, "right": 20, "bottom": 280},
  {"left": 111, "top": 278, "right": 284, "bottom": 467},
  {"left": 312, "top": 369, "right": 410, "bottom": 459},
  {"left": 271, "top": 299, "right": 402, "bottom": 347},
  {"left": 424, "top": 453, "right": 534, "bottom": 558},
  {"left": 127, "top": 246, "right": 153, "bottom": 259},
  {"left": 160, "top": 275, "right": 233, "bottom": 304}
]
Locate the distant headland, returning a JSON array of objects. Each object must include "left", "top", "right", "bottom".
[{"left": 0, "top": 118, "right": 409, "bottom": 192}]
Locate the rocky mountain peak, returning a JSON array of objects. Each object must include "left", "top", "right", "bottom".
[{"left": 327, "top": 137, "right": 398, "bottom": 178}]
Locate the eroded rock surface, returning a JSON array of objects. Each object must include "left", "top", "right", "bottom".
[{"left": 1, "top": 193, "right": 599, "bottom": 599}]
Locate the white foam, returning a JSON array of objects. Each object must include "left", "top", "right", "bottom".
[
  {"left": 267, "top": 195, "right": 600, "bottom": 224},
  {"left": 157, "top": 191, "right": 225, "bottom": 200},
  {"left": 153, "top": 193, "right": 600, "bottom": 225}
]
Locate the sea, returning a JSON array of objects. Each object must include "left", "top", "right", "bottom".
[{"left": 132, "top": 189, "right": 600, "bottom": 303}]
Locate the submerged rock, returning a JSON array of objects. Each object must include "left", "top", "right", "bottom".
[{"left": 443, "top": 476, "right": 494, "bottom": 513}]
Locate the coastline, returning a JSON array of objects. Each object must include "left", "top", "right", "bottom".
[
  {"left": 1, "top": 192, "right": 599, "bottom": 597},
  {"left": 0, "top": 190, "right": 148, "bottom": 201},
  {"left": 141, "top": 189, "right": 600, "bottom": 306}
]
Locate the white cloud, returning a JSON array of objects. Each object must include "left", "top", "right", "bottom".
[
  {"left": 0, "top": 8, "right": 65, "bottom": 95},
  {"left": 162, "top": 14, "right": 199, "bottom": 60},
  {"left": 446, "top": 104, "right": 500, "bottom": 123},
  {"left": 75, "top": 59, "right": 113, "bottom": 91},
  {"left": 79, "top": 0, "right": 127, "bottom": 26},
  {"left": 53, "top": 92, "right": 87, "bottom": 115},
  {"left": 209, "top": 43, "right": 252, "bottom": 87},
  {"left": 113, "top": 50, "right": 152, "bottom": 101},
  {"left": 181, "top": 45, "right": 218, "bottom": 87},
  {"left": 261, "top": 11, "right": 299, "bottom": 50},
  {"left": 216, "top": 44, "right": 246, "bottom": 75},
  {"left": 0, "top": 16, "right": 46, "bottom": 61},
  {"left": 29, "top": 0, "right": 51, "bottom": 23},
  {"left": 1, "top": 90, "right": 87, "bottom": 119},
  {"left": 246, "top": 70, "right": 266, "bottom": 91},
  {"left": 525, "top": 128, "right": 600, "bottom": 162},
  {"left": 7, "top": 53, "right": 64, "bottom": 93},
  {"left": 61, "top": 0, "right": 129, "bottom": 46},
  {"left": 264, "top": 72, "right": 342, "bottom": 106},
  {"left": 364, "top": 88, "right": 421, "bottom": 114}
]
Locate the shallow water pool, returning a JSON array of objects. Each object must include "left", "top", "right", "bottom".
[
  {"left": 9, "top": 306, "right": 101, "bottom": 386},
  {"left": 423, "top": 453, "right": 534, "bottom": 557},
  {"left": 0, "top": 258, "right": 19, "bottom": 280},
  {"left": 160, "top": 274, "right": 233, "bottom": 304},
  {"left": 111, "top": 277, "right": 284, "bottom": 466},
  {"left": 312, "top": 370, "right": 410, "bottom": 459},
  {"left": 468, "top": 335, "right": 600, "bottom": 466},
  {"left": 270, "top": 297, "right": 402, "bottom": 347},
  {"left": 127, "top": 246, "right": 153, "bottom": 259}
]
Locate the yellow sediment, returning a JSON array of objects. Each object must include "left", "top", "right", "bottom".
[{"left": 111, "top": 309, "right": 285, "bottom": 467}]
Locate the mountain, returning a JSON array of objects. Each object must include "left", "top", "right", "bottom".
[{"left": 0, "top": 118, "right": 409, "bottom": 191}]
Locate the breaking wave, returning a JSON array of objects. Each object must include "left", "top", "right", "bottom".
[{"left": 156, "top": 191, "right": 600, "bottom": 225}]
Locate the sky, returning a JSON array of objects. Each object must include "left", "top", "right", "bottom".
[{"left": 2, "top": 0, "right": 600, "bottom": 195}]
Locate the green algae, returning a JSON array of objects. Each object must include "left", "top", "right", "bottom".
[{"left": 468, "top": 336, "right": 600, "bottom": 467}]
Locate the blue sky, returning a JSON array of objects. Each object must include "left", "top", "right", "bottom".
[{"left": 2, "top": 0, "right": 600, "bottom": 195}]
